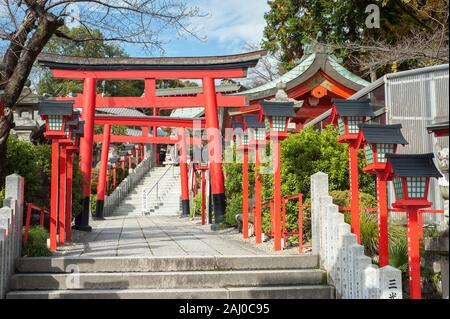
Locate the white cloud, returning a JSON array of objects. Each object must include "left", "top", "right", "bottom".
[{"left": 189, "top": 0, "right": 270, "bottom": 51}]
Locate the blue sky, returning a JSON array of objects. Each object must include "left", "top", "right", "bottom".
[{"left": 126, "top": 1, "right": 270, "bottom": 57}]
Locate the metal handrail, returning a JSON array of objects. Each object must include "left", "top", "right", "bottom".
[{"left": 142, "top": 165, "right": 174, "bottom": 214}]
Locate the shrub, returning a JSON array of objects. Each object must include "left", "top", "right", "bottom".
[
  {"left": 90, "top": 194, "right": 97, "bottom": 216},
  {"left": 224, "top": 193, "right": 242, "bottom": 227},
  {"left": 0, "top": 187, "right": 4, "bottom": 206},
  {"left": 4, "top": 136, "right": 51, "bottom": 207},
  {"left": 190, "top": 193, "right": 202, "bottom": 218},
  {"left": 22, "top": 226, "right": 52, "bottom": 257}
]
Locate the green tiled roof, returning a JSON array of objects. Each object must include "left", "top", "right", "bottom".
[
  {"left": 328, "top": 55, "right": 370, "bottom": 87},
  {"left": 238, "top": 45, "right": 370, "bottom": 100},
  {"left": 242, "top": 53, "right": 317, "bottom": 95}
]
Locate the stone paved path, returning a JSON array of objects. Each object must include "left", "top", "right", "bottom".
[{"left": 57, "top": 216, "right": 273, "bottom": 257}]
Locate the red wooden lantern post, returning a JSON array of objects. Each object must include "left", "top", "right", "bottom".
[
  {"left": 119, "top": 155, "right": 126, "bottom": 179},
  {"left": 135, "top": 145, "right": 140, "bottom": 165},
  {"left": 38, "top": 100, "right": 74, "bottom": 252},
  {"left": 123, "top": 145, "right": 134, "bottom": 172},
  {"left": 179, "top": 128, "right": 190, "bottom": 217},
  {"left": 96, "top": 124, "right": 111, "bottom": 219},
  {"left": 357, "top": 124, "right": 408, "bottom": 267},
  {"left": 383, "top": 153, "right": 442, "bottom": 299},
  {"left": 195, "top": 144, "right": 209, "bottom": 225},
  {"left": 234, "top": 120, "right": 251, "bottom": 239},
  {"left": 331, "top": 99, "right": 375, "bottom": 244},
  {"left": 260, "top": 82, "right": 296, "bottom": 251},
  {"left": 109, "top": 158, "right": 118, "bottom": 190},
  {"left": 244, "top": 115, "right": 266, "bottom": 244},
  {"left": 65, "top": 121, "right": 84, "bottom": 242}
]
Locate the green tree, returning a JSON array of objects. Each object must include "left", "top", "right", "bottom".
[
  {"left": 37, "top": 27, "right": 144, "bottom": 98},
  {"left": 262, "top": 0, "right": 448, "bottom": 74}
]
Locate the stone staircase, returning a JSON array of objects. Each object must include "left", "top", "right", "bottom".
[
  {"left": 113, "top": 165, "right": 181, "bottom": 217},
  {"left": 7, "top": 255, "right": 334, "bottom": 299}
]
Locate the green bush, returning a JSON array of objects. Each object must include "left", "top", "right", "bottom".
[
  {"left": 22, "top": 226, "right": 52, "bottom": 257},
  {"left": 224, "top": 193, "right": 242, "bottom": 227},
  {"left": 278, "top": 125, "right": 375, "bottom": 199},
  {"left": 223, "top": 155, "right": 255, "bottom": 227},
  {"left": 0, "top": 187, "right": 4, "bottom": 206},
  {"left": 90, "top": 194, "right": 97, "bottom": 216},
  {"left": 4, "top": 136, "right": 51, "bottom": 207},
  {"left": 190, "top": 194, "right": 202, "bottom": 218}
]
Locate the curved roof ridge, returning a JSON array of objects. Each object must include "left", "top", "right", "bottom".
[
  {"left": 327, "top": 55, "right": 370, "bottom": 87},
  {"left": 240, "top": 53, "right": 317, "bottom": 95},
  {"left": 238, "top": 50, "right": 370, "bottom": 101}
]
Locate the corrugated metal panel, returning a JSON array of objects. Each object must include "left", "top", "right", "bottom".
[{"left": 385, "top": 66, "right": 449, "bottom": 224}]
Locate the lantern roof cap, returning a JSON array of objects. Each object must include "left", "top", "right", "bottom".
[
  {"left": 359, "top": 124, "right": 408, "bottom": 145},
  {"left": 427, "top": 120, "right": 449, "bottom": 134},
  {"left": 386, "top": 153, "right": 443, "bottom": 178},
  {"left": 243, "top": 115, "right": 265, "bottom": 129},
  {"left": 332, "top": 98, "right": 375, "bottom": 117},
  {"left": 231, "top": 120, "right": 244, "bottom": 130},
  {"left": 72, "top": 121, "right": 85, "bottom": 137},
  {"left": 119, "top": 150, "right": 129, "bottom": 156},
  {"left": 109, "top": 157, "right": 118, "bottom": 163},
  {"left": 38, "top": 99, "right": 74, "bottom": 116},
  {"left": 123, "top": 144, "right": 135, "bottom": 151}
]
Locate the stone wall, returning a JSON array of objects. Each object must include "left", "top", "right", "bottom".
[
  {"left": 311, "top": 172, "right": 403, "bottom": 299},
  {"left": 0, "top": 174, "right": 24, "bottom": 299}
]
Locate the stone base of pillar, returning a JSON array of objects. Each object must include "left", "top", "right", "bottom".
[
  {"left": 181, "top": 200, "right": 190, "bottom": 217},
  {"left": 211, "top": 193, "right": 226, "bottom": 231},
  {"left": 95, "top": 200, "right": 105, "bottom": 220},
  {"left": 74, "top": 197, "right": 93, "bottom": 232}
]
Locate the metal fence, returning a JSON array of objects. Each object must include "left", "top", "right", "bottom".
[{"left": 103, "top": 156, "right": 152, "bottom": 217}]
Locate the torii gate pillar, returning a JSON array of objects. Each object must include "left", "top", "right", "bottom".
[
  {"left": 203, "top": 77, "right": 226, "bottom": 230},
  {"left": 179, "top": 128, "right": 190, "bottom": 217},
  {"left": 74, "top": 77, "right": 96, "bottom": 232}
]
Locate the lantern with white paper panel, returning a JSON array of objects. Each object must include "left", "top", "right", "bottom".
[{"left": 383, "top": 153, "right": 442, "bottom": 300}]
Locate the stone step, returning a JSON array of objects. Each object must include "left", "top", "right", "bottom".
[
  {"left": 11, "top": 269, "right": 326, "bottom": 290},
  {"left": 16, "top": 255, "right": 319, "bottom": 273},
  {"left": 7, "top": 285, "right": 334, "bottom": 299}
]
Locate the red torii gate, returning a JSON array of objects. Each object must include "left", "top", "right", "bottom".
[
  {"left": 38, "top": 51, "right": 265, "bottom": 231},
  {"left": 94, "top": 116, "right": 206, "bottom": 218}
]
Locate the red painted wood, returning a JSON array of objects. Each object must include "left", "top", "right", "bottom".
[
  {"left": 52, "top": 68, "right": 246, "bottom": 80},
  {"left": 94, "top": 116, "right": 206, "bottom": 128},
  {"left": 50, "top": 140, "right": 59, "bottom": 252},
  {"left": 112, "top": 166, "right": 117, "bottom": 190},
  {"left": 57, "top": 94, "right": 246, "bottom": 109},
  {"left": 349, "top": 141, "right": 361, "bottom": 244},
  {"left": 179, "top": 128, "right": 189, "bottom": 202},
  {"left": 201, "top": 170, "right": 206, "bottom": 225},
  {"left": 24, "top": 204, "right": 33, "bottom": 244},
  {"left": 80, "top": 78, "right": 97, "bottom": 198},
  {"left": 58, "top": 145, "right": 67, "bottom": 245},
  {"left": 66, "top": 152, "right": 73, "bottom": 241},
  {"left": 407, "top": 210, "right": 422, "bottom": 299},
  {"left": 203, "top": 77, "right": 225, "bottom": 195},
  {"left": 242, "top": 147, "right": 249, "bottom": 239},
  {"left": 377, "top": 176, "right": 389, "bottom": 267},
  {"left": 273, "top": 138, "right": 282, "bottom": 251},
  {"left": 255, "top": 145, "right": 263, "bottom": 244},
  {"left": 97, "top": 124, "right": 111, "bottom": 202}
]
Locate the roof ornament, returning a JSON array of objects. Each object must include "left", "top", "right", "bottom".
[{"left": 269, "top": 82, "right": 302, "bottom": 108}]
